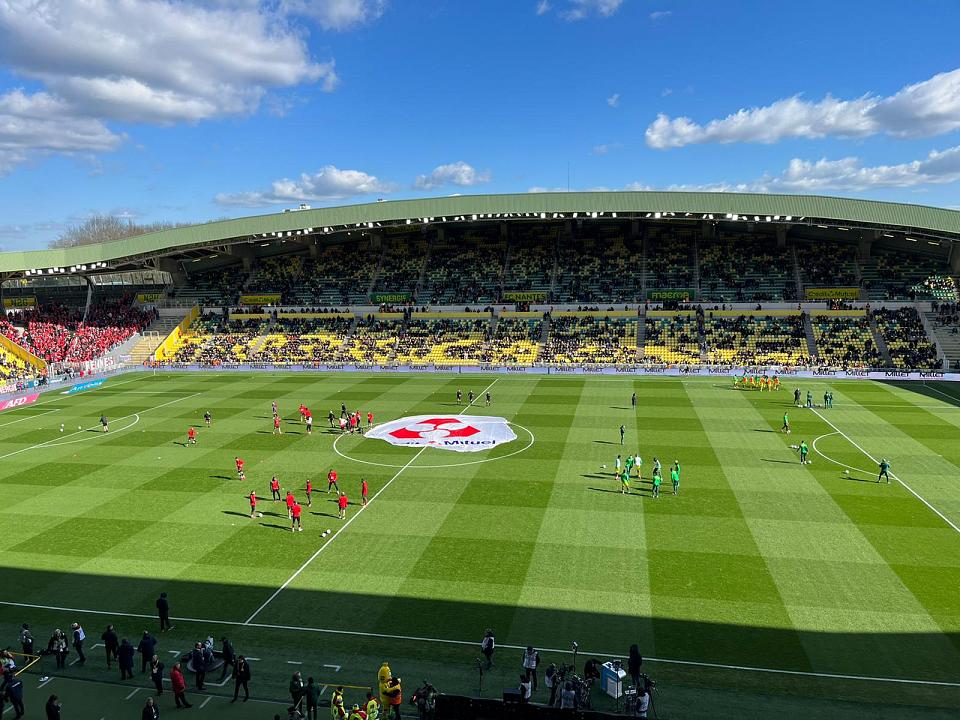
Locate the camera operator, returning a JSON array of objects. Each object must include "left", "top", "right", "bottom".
[{"left": 635, "top": 685, "right": 650, "bottom": 718}]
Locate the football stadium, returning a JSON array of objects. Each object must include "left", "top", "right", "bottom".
[{"left": 0, "top": 191, "right": 959, "bottom": 719}]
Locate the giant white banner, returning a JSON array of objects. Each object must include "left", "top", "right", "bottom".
[{"left": 366, "top": 414, "right": 517, "bottom": 452}]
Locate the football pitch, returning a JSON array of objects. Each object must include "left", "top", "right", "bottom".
[{"left": 1, "top": 371, "right": 958, "bottom": 719}]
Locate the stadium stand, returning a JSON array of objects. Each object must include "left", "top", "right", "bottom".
[
  {"left": 255, "top": 315, "right": 353, "bottom": 364},
  {"left": 245, "top": 254, "right": 308, "bottom": 305},
  {"left": 554, "top": 234, "right": 643, "bottom": 303},
  {"left": 374, "top": 239, "right": 427, "bottom": 297},
  {"left": 643, "top": 312, "right": 702, "bottom": 364},
  {"left": 872, "top": 307, "right": 940, "bottom": 369},
  {"left": 795, "top": 241, "right": 859, "bottom": 289},
  {"left": 345, "top": 316, "right": 401, "bottom": 364},
  {"left": 173, "top": 265, "right": 248, "bottom": 306},
  {"left": 704, "top": 312, "right": 810, "bottom": 366},
  {"left": 503, "top": 228, "right": 555, "bottom": 298},
  {"left": 699, "top": 233, "right": 793, "bottom": 302},
  {"left": 811, "top": 314, "right": 882, "bottom": 367},
  {"left": 419, "top": 236, "right": 505, "bottom": 304},
  {"left": 2, "top": 299, "right": 155, "bottom": 364},
  {"left": 861, "top": 247, "right": 954, "bottom": 301},
  {"left": 394, "top": 316, "right": 490, "bottom": 365},
  {"left": 645, "top": 229, "right": 696, "bottom": 294},
  {"left": 301, "top": 243, "right": 379, "bottom": 305},
  {"left": 487, "top": 316, "right": 543, "bottom": 365},
  {"left": 168, "top": 316, "right": 267, "bottom": 365},
  {"left": 545, "top": 314, "right": 639, "bottom": 364}
]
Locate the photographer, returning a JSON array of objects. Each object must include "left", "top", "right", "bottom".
[{"left": 635, "top": 686, "right": 650, "bottom": 718}]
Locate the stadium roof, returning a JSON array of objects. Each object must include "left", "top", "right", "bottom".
[{"left": 3, "top": 191, "right": 960, "bottom": 276}]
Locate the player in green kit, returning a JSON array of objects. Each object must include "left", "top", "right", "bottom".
[
  {"left": 878, "top": 458, "right": 891, "bottom": 483},
  {"left": 652, "top": 470, "right": 662, "bottom": 498},
  {"left": 620, "top": 470, "right": 631, "bottom": 495},
  {"left": 670, "top": 466, "right": 680, "bottom": 495},
  {"left": 782, "top": 412, "right": 790, "bottom": 434},
  {"left": 625, "top": 454, "right": 634, "bottom": 476},
  {"left": 799, "top": 440, "right": 809, "bottom": 464}
]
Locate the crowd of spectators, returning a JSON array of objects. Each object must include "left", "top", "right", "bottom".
[
  {"left": 394, "top": 318, "right": 490, "bottom": 365},
  {"left": 873, "top": 307, "right": 940, "bottom": 369},
  {"left": 174, "top": 265, "right": 249, "bottom": 306},
  {"left": 932, "top": 300, "right": 960, "bottom": 326},
  {"left": 811, "top": 316, "right": 882, "bottom": 368},
  {"left": 795, "top": 241, "right": 858, "bottom": 287},
  {"left": 168, "top": 316, "right": 266, "bottom": 365},
  {"left": 486, "top": 317, "right": 542, "bottom": 364},
  {"left": 374, "top": 240, "right": 427, "bottom": 295},
  {"left": 646, "top": 232, "right": 695, "bottom": 292},
  {"left": 419, "top": 236, "right": 505, "bottom": 305},
  {"left": 643, "top": 314, "right": 701, "bottom": 364},
  {"left": 705, "top": 313, "right": 809, "bottom": 366},
  {"left": 699, "top": 234, "right": 793, "bottom": 302},
  {"left": 862, "top": 249, "right": 950, "bottom": 301},
  {"left": 1, "top": 299, "right": 155, "bottom": 364},
  {"left": 502, "top": 236, "right": 554, "bottom": 296},
  {"left": 544, "top": 316, "right": 639, "bottom": 364},
  {"left": 256, "top": 316, "right": 353, "bottom": 364},
  {"left": 554, "top": 236, "right": 643, "bottom": 304},
  {"left": 245, "top": 255, "right": 307, "bottom": 304},
  {"left": 345, "top": 317, "right": 401, "bottom": 364}
]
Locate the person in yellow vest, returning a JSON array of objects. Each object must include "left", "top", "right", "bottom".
[
  {"left": 348, "top": 704, "right": 366, "bottom": 720},
  {"left": 364, "top": 692, "right": 380, "bottom": 720},
  {"left": 330, "top": 686, "right": 346, "bottom": 719},
  {"left": 377, "top": 662, "right": 392, "bottom": 709}
]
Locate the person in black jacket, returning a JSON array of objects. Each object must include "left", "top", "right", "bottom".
[
  {"left": 70, "top": 623, "right": 86, "bottom": 664},
  {"left": 156, "top": 593, "right": 171, "bottom": 632},
  {"left": 190, "top": 643, "right": 205, "bottom": 691},
  {"left": 44, "top": 694, "right": 61, "bottom": 720},
  {"left": 149, "top": 655, "right": 165, "bottom": 695},
  {"left": 219, "top": 637, "right": 235, "bottom": 681},
  {"left": 627, "top": 644, "right": 643, "bottom": 690},
  {"left": 142, "top": 696, "right": 160, "bottom": 720},
  {"left": 138, "top": 631, "right": 158, "bottom": 674},
  {"left": 231, "top": 655, "right": 251, "bottom": 702},
  {"left": 101, "top": 625, "right": 119, "bottom": 668},
  {"left": 118, "top": 639, "right": 136, "bottom": 680},
  {"left": 3, "top": 671, "right": 24, "bottom": 719}
]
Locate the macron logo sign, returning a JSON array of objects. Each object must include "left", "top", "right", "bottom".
[{"left": 367, "top": 415, "right": 516, "bottom": 452}]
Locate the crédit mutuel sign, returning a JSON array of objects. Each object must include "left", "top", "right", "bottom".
[{"left": 366, "top": 415, "right": 516, "bottom": 452}]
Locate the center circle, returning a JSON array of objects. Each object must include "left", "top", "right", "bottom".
[{"left": 332, "top": 421, "right": 535, "bottom": 469}]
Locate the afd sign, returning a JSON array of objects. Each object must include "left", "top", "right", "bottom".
[{"left": 62, "top": 379, "right": 105, "bottom": 395}]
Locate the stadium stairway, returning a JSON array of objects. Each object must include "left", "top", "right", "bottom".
[
  {"left": 802, "top": 313, "right": 818, "bottom": 359},
  {"left": 790, "top": 245, "right": 804, "bottom": 300},
  {"left": 127, "top": 332, "right": 163, "bottom": 365},
  {"left": 636, "top": 314, "right": 646, "bottom": 358},
  {"left": 868, "top": 315, "right": 894, "bottom": 366},
  {"left": 923, "top": 311, "right": 960, "bottom": 369}
]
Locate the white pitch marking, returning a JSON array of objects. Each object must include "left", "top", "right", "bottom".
[
  {"left": 0, "top": 597, "right": 956, "bottom": 688},
  {"left": 0, "top": 391, "right": 200, "bottom": 461},
  {"left": 37, "top": 677, "right": 54, "bottom": 689},
  {"left": 920, "top": 382, "right": 960, "bottom": 405},
  {"left": 323, "top": 664, "right": 341, "bottom": 672},
  {"left": 812, "top": 408, "right": 960, "bottom": 535},
  {"left": 200, "top": 696, "right": 212, "bottom": 709},
  {"left": 243, "top": 378, "right": 501, "bottom": 624},
  {"left": 125, "top": 687, "right": 141, "bottom": 700},
  {"left": 811, "top": 433, "right": 876, "bottom": 476},
  {"left": 0, "top": 408, "right": 60, "bottom": 428}
]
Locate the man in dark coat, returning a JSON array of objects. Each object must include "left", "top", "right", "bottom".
[
  {"left": 149, "top": 655, "right": 165, "bottom": 695},
  {"left": 118, "top": 639, "right": 136, "bottom": 680},
  {"left": 101, "top": 625, "right": 119, "bottom": 668},
  {"left": 231, "top": 655, "right": 251, "bottom": 702},
  {"left": 137, "top": 631, "right": 157, "bottom": 673}
]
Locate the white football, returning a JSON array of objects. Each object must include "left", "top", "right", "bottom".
[
  {"left": 845, "top": 470, "right": 850, "bottom": 475},
  {"left": 78, "top": 426, "right": 82, "bottom": 430},
  {"left": 257, "top": 512, "right": 263, "bottom": 517},
  {"left": 601, "top": 464, "right": 607, "bottom": 468}
]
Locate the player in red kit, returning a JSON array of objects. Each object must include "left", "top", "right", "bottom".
[
  {"left": 291, "top": 501, "right": 302, "bottom": 532},
  {"left": 337, "top": 492, "right": 348, "bottom": 520},
  {"left": 235, "top": 457, "right": 245, "bottom": 481},
  {"left": 298, "top": 404, "right": 306, "bottom": 422},
  {"left": 270, "top": 476, "right": 281, "bottom": 501},
  {"left": 327, "top": 469, "right": 340, "bottom": 494},
  {"left": 366, "top": 411, "right": 373, "bottom": 427},
  {"left": 304, "top": 409, "right": 313, "bottom": 435},
  {"left": 285, "top": 490, "right": 295, "bottom": 519},
  {"left": 248, "top": 490, "right": 257, "bottom": 518},
  {"left": 305, "top": 479, "right": 313, "bottom": 507},
  {"left": 273, "top": 415, "right": 282, "bottom": 434},
  {"left": 361, "top": 478, "right": 369, "bottom": 506},
  {"left": 187, "top": 427, "right": 196, "bottom": 445}
]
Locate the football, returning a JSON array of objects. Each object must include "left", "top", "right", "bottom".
[
  {"left": 845, "top": 470, "right": 850, "bottom": 475},
  {"left": 257, "top": 512, "right": 263, "bottom": 518}
]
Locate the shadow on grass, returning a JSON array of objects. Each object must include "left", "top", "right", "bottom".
[
  {"left": 761, "top": 458, "right": 796, "bottom": 465},
  {"left": 0, "top": 567, "right": 957, "bottom": 714},
  {"left": 592, "top": 440, "right": 617, "bottom": 445},
  {"left": 209, "top": 475, "right": 234, "bottom": 481},
  {"left": 883, "top": 380, "right": 960, "bottom": 408}
]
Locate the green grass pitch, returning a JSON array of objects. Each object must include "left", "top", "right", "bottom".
[{"left": 0, "top": 372, "right": 958, "bottom": 719}]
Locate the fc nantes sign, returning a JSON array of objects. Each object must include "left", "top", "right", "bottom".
[
  {"left": 239, "top": 294, "right": 282, "bottom": 305},
  {"left": 366, "top": 415, "right": 516, "bottom": 452}
]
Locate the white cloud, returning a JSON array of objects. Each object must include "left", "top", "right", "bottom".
[
  {"left": 649, "top": 10, "right": 671, "bottom": 20},
  {"left": 414, "top": 161, "right": 491, "bottom": 190},
  {"left": 215, "top": 165, "right": 394, "bottom": 207},
  {"left": 0, "top": 0, "right": 350, "bottom": 172},
  {"left": 607, "top": 93, "right": 620, "bottom": 108},
  {"left": 593, "top": 144, "right": 609, "bottom": 155},
  {"left": 646, "top": 67, "right": 960, "bottom": 148},
  {"left": 539, "top": 0, "right": 625, "bottom": 21},
  {"left": 283, "top": 0, "right": 386, "bottom": 31}
]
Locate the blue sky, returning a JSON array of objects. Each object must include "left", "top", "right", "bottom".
[{"left": 2, "top": 0, "right": 960, "bottom": 249}]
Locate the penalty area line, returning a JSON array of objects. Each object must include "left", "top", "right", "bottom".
[
  {"left": 1, "top": 600, "right": 957, "bottom": 689},
  {"left": 242, "top": 377, "right": 501, "bottom": 625},
  {"left": 811, "top": 408, "right": 960, "bottom": 535}
]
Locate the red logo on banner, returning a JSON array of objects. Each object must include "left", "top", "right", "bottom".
[{"left": 388, "top": 418, "right": 481, "bottom": 440}]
